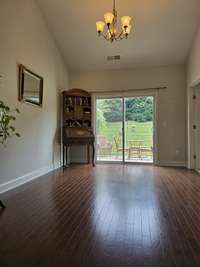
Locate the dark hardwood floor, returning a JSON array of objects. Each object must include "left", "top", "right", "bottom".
[{"left": 0, "top": 164, "right": 200, "bottom": 267}]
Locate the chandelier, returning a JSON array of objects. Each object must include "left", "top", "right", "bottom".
[{"left": 96, "top": 0, "right": 132, "bottom": 43}]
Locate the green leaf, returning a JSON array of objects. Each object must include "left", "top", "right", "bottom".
[
  {"left": 0, "top": 101, "right": 21, "bottom": 144},
  {"left": 10, "top": 126, "right": 15, "bottom": 131}
]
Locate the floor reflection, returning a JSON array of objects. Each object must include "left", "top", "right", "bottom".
[{"left": 92, "top": 165, "right": 162, "bottom": 252}]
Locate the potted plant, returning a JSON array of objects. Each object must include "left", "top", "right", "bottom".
[{"left": 0, "top": 100, "right": 20, "bottom": 209}]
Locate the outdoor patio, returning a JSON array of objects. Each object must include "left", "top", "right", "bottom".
[
  {"left": 97, "top": 155, "right": 153, "bottom": 163},
  {"left": 97, "top": 135, "right": 153, "bottom": 163}
]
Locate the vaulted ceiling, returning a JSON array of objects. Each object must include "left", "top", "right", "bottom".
[{"left": 37, "top": 0, "right": 200, "bottom": 71}]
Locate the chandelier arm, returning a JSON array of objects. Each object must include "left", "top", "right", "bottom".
[
  {"left": 116, "top": 32, "right": 128, "bottom": 41},
  {"left": 108, "top": 25, "right": 112, "bottom": 37},
  {"left": 107, "top": 25, "right": 114, "bottom": 42},
  {"left": 115, "top": 30, "right": 124, "bottom": 40},
  {"left": 102, "top": 32, "right": 110, "bottom": 41},
  {"left": 115, "top": 36, "right": 125, "bottom": 41},
  {"left": 116, "top": 36, "right": 126, "bottom": 41}
]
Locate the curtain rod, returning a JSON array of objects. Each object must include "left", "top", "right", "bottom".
[{"left": 90, "top": 86, "right": 167, "bottom": 94}]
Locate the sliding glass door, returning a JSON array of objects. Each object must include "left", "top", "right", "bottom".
[
  {"left": 96, "top": 98, "right": 123, "bottom": 161},
  {"left": 124, "top": 96, "right": 154, "bottom": 163},
  {"left": 96, "top": 95, "right": 154, "bottom": 163}
]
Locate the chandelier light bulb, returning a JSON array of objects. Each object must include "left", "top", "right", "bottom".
[
  {"left": 121, "top": 16, "right": 132, "bottom": 28},
  {"left": 96, "top": 21, "right": 105, "bottom": 33},
  {"left": 124, "top": 24, "right": 132, "bottom": 35},
  {"left": 104, "top": 12, "right": 114, "bottom": 25}
]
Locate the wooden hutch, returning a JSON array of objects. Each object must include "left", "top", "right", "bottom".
[{"left": 62, "top": 89, "right": 95, "bottom": 167}]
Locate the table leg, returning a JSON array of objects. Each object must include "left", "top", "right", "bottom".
[
  {"left": 92, "top": 143, "right": 95, "bottom": 167},
  {"left": 66, "top": 145, "right": 70, "bottom": 167},
  {"left": 63, "top": 144, "right": 65, "bottom": 167},
  {"left": 87, "top": 144, "right": 90, "bottom": 164},
  {"left": 0, "top": 200, "right": 5, "bottom": 209}
]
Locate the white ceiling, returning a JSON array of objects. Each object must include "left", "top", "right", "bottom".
[{"left": 37, "top": 0, "right": 200, "bottom": 71}]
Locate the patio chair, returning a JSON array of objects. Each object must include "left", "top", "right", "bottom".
[
  {"left": 113, "top": 137, "right": 128, "bottom": 158},
  {"left": 139, "top": 146, "right": 153, "bottom": 158},
  {"left": 129, "top": 140, "right": 153, "bottom": 160},
  {"left": 97, "top": 135, "right": 112, "bottom": 158},
  {"left": 128, "top": 140, "right": 142, "bottom": 159}
]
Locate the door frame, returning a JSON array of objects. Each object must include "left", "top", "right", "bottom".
[
  {"left": 92, "top": 90, "right": 158, "bottom": 165},
  {"left": 188, "top": 77, "right": 200, "bottom": 169},
  {"left": 191, "top": 84, "right": 200, "bottom": 170}
]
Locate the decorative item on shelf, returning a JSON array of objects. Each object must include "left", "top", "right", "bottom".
[
  {"left": 66, "top": 106, "right": 74, "bottom": 113},
  {"left": 0, "top": 100, "right": 21, "bottom": 209},
  {"left": 62, "top": 89, "right": 95, "bottom": 167},
  {"left": 71, "top": 120, "right": 82, "bottom": 127},
  {"left": 65, "top": 97, "right": 73, "bottom": 106},
  {"left": 96, "top": 0, "right": 132, "bottom": 43},
  {"left": 83, "top": 97, "right": 89, "bottom": 106},
  {"left": 76, "top": 97, "right": 83, "bottom": 106},
  {"left": 83, "top": 107, "right": 91, "bottom": 114}
]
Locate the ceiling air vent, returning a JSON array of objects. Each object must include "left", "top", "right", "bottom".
[{"left": 107, "top": 55, "right": 121, "bottom": 61}]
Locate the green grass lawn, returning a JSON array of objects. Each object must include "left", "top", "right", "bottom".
[{"left": 97, "top": 121, "right": 153, "bottom": 157}]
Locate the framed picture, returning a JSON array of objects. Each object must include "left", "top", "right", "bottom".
[{"left": 19, "top": 64, "right": 43, "bottom": 106}]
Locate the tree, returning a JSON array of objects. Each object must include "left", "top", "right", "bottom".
[
  {"left": 126, "top": 97, "right": 153, "bottom": 122},
  {"left": 101, "top": 99, "right": 123, "bottom": 122},
  {"left": 99, "top": 97, "right": 153, "bottom": 123},
  {"left": 97, "top": 106, "right": 106, "bottom": 132}
]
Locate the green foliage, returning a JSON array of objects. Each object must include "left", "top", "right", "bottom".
[
  {"left": 97, "top": 106, "right": 106, "bottom": 132},
  {"left": 99, "top": 97, "right": 153, "bottom": 123},
  {"left": 0, "top": 100, "right": 20, "bottom": 144},
  {"left": 101, "top": 99, "right": 123, "bottom": 122},
  {"left": 125, "top": 97, "right": 153, "bottom": 122}
]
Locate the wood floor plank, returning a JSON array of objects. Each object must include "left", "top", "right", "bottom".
[{"left": 0, "top": 164, "right": 200, "bottom": 267}]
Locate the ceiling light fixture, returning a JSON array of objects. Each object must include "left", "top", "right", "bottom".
[{"left": 96, "top": 0, "right": 132, "bottom": 43}]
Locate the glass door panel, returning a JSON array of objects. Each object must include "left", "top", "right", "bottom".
[
  {"left": 124, "top": 96, "right": 154, "bottom": 163},
  {"left": 96, "top": 98, "right": 123, "bottom": 162}
]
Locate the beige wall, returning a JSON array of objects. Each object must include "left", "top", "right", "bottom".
[
  {"left": 187, "top": 23, "right": 200, "bottom": 168},
  {"left": 187, "top": 25, "right": 200, "bottom": 85},
  {"left": 70, "top": 65, "right": 186, "bottom": 165},
  {"left": 0, "top": 0, "right": 69, "bottom": 185}
]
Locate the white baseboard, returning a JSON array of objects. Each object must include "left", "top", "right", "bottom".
[
  {"left": 0, "top": 163, "right": 60, "bottom": 194},
  {"left": 156, "top": 161, "right": 186, "bottom": 167}
]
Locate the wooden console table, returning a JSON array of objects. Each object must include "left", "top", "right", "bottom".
[{"left": 63, "top": 135, "right": 95, "bottom": 167}]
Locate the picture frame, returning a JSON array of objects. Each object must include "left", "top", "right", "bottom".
[{"left": 18, "top": 64, "right": 43, "bottom": 107}]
